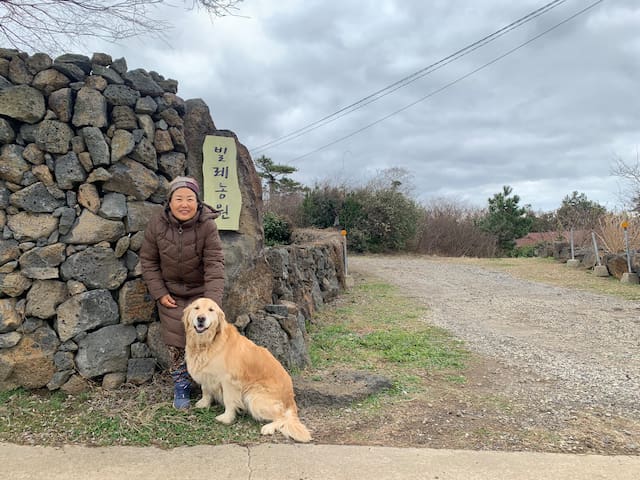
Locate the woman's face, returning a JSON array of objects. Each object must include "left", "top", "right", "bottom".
[{"left": 169, "top": 187, "right": 198, "bottom": 221}]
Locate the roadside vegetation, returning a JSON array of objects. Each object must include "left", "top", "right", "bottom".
[{"left": 256, "top": 158, "right": 639, "bottom": 258}]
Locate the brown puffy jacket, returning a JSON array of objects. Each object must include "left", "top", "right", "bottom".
[{"left": 140, "top": 203, "right": 224, "bottom": 348}]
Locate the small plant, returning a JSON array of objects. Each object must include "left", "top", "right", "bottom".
[
  {"left": 263, "top": 211, "right": 292, "bottom": 246},
  {"left": 445, "top": 374, "right": 467, "bottom": 384}
]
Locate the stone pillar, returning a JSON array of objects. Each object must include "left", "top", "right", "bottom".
[{"left": 183, "top": 99, "right": 272, "bottom": 323}]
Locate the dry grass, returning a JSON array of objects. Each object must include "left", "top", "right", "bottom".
[
  {"left": 0, "top": 376, "right": 263, "bottom": 448},
  {"left": 595, "top": 212, "right": 640, "bottom": 254},
  {"left": 435, "top": 256, "right": 640, "bottom": 300}
]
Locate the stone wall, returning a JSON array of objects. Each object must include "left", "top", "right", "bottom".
[
  {"left": 0, "top": 49, "right": 345, "bottom": 393},
  {"left": 249, "top": 229, "right": 346, "bottom": 370}
]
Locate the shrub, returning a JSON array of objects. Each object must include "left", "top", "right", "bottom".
[
  {"left": 297, "top": 183, "right": 422, "bottom": 253},
  {"left": 477, "top": 186, "right": 532, "bottom": 255},
  {"left": 415, "top": 199, "right": 497, "bottom": 257},
  {"left": 344, "top": 227, "right": 369, "bottom": 253},
  {"left": 596, "top": 213, "right": 640, "bottom": 253},
  {"left": 341, "top": 188, "right": 421, "bottom": 253},
  {"left": 300, "top": 185, "right": 344, "bottom": 228},
  {"left": 263, "top": 211, "right": 292, "bottom": 246},
  {"left": 264, "top": 192, "right": 305, "bottom": 227}
]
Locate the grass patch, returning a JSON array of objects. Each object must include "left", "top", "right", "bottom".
[
  {"left": 0, "top": 277, "right": 468, "bottom": 448},
  {"left": 308, "top": 280, "right": 469, "bottom": 396},
  {"left": 359, "top": 329, "right": 466, "bottom": 368},
  {"left": 481, "top": 394, "right": 514, "bottom": 413},
  {"left": 0, "top": 381, "right": 262, "bottom": 448},
  {"left": 443, "top": 256, "right": 640, "bottom": 300}
]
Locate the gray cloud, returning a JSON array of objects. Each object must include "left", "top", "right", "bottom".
[{"left": 84, "top": 0, "right": 640, "bottom": 212}]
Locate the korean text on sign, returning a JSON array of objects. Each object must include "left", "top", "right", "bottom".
[{"left": 202, "top": 135, "right": 242, "bottom": 231}]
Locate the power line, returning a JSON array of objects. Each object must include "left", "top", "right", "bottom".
[
  {"left": 251, "top": 0, "right": 568, "bottom": 154},
  {"left": 287, "top": 0, "right": 604, "bottom": 164},
  {"left": 252, "top": 0, "right": 566, "bottom": 153}
]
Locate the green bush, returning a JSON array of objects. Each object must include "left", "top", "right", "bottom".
[
  {"left": 297, "top": 184, "right": 421, "bottom": 253},
  {"left": 344, "top": 227, "right": 369, "bottom": 253},
  {"left": 263, "top": 211, "right": 292, "bottom": 246},
  {"left": 342, "top": 189, "right": 421, "bottom": 253},
  {"left": 300, "top": 186, "right": 343, "bottom": 228}
]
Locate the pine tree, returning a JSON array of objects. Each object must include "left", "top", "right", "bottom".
[
  {"left": 479, "top": 185, "right": 533, "bottom": 253},
  {"left": 254, "top": 155, "right": 304, "bottom": 198}
]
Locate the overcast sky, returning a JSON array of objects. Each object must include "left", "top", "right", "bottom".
[{"left": 82, "top": 0, "right": 640, "bottom": 212}]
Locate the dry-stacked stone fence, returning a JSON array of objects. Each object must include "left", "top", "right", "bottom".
[
  {"left": 0, "top": 49, "right": 345, "bottom": 394},
  {"left": 257, "top": 230, "right": 345, "bottom": 369}
]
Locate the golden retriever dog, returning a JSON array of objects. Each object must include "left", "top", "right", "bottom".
[{"left": 183, "top": 298, "right": 312, "bottom": 443}]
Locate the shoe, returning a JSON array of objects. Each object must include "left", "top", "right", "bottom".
[
  {"left": 173, "top": 379, "right": 191, "bottom": 410},
  {"left": 170, "top": 362, "right": 191, "bottom": 410}
]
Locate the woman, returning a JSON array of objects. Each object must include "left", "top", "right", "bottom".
[{"left": 140, "top": 176, "right": 225, "bottom": 409}]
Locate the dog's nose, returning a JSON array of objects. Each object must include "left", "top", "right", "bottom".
[{"left": 196, "top": 315, "right": 206, "bottom": 323}]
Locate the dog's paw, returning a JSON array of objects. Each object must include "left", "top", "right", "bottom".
[
  {"left": 260, "top": 423, "right": 277, "bottom": 436},
  {"left": 216, "top": 412, "right": 236, "bottom": 425},
  {"left": 195, "top": 398, "right": 211, "bottom": 409}
]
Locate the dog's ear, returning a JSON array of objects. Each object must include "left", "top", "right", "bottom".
[
  {"left": 217, "top": 304, "right": 227, "bottom": 324},
  {"left": 213, "top": 302, "right": 225, "bottom": 334},
  {"left": 182, "top": 301, "right": 194, "bottom": 327}
]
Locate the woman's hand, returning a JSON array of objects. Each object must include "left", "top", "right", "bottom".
[{"left": 159, "top": 294, "right": 177, "bottom": 308}]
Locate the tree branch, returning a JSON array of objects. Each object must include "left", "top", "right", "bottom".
[{"left": 0, "top": 0, "right": 243, "bottom": 53}]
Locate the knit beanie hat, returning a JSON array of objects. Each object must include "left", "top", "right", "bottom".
[{"left": 168, "top": 176, "right": 200, "bottom": 199}]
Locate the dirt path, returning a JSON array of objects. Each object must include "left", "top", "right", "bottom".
[
  {"left": 303, "top": 255, "right": 640, "bottom": 453},
  {"left": 350, "top": 255, "right": 640, "bottom": 413}
]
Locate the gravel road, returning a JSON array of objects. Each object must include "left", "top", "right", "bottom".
[{"left": 349, "top": 255, "right": 640, "bottom": 417}]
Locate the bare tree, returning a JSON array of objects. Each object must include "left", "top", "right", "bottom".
[
  {"left": 611, "top": 152, "right": 640, "bottom": 211},
  {"left": 365, "top": 167, "right": 416, "bottom": 198},
  {"left": 0, "top": 0, "right": 243, "bottom": 53}
]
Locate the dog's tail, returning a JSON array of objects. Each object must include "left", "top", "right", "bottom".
[{"left": 274, "top": 409, "right": 312, "bottom": 443}]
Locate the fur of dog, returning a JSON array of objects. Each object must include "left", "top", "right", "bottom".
[{"left": 183, "top": 298, "right": 312, "bottom": 443}]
